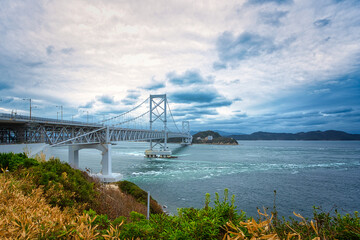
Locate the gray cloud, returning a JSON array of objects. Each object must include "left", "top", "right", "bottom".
[
  {"left": 215, "top": 31, "right": 277, "bottom": 65},
  {"left": 46, "top": 45, "right": 55, "bottom": 55},
  {"left": 173, "top": 108, "right": 218, "bottom": 117},
  {"left": 314, "top": 18, "right": 331, "bottom": 28},
  {"left": 322, "top": 108, "right": 353, "bottom": 114},
  {"left": 97, "top": 95, "right": 115, "bottom": 104},
  {"left": 61, "top": 48, "right": 75, "bottom": 55},
  {"left": 212, "top": 62, "right": 227, "bottom": 70},
  {"left": 121, "top": 90, "right": 141, "bottom": 105},
  {"left": 121, "top": 99, "right": 137, "bottom": 105},
  {"left": 170, "top": 89, "right": 219, "bottom": 103},
  {"left": 0, "top": 97, "right": 15, "bottom": 103},
  {"left": 301, "top": 119, "right": 328, "bottom": 126},
  {"left": 247, "top": 0, "right": 293, "bottom": 4},
  {"left": 194, "top": 99, "right": 233, "bottom": 108},
  {"left": 258, "top": 11, "right": 288, "bottom": 26},
  {"left": 0, "top": 83, "right": 10, "bottom": 90},
  {"left": 165, "top": 69, "right": 234, "bottom": 121},
  {"left": 167, "top": 70, "right": 207, "bottom": 86},
  {"left": 142, "top": 81, "right": 165, "bottom": 90},
  {"left": 126, "top": 92, "right": 140, "bottom": 100},
  {"left": 79, "top": 101, "right": 94, "bottom": 109},
  {"left": 235, "top": 113, "right": 248, "bottom": 118},
  {"left": 23, "top": 61, "right": 44, "bottom": 68}
]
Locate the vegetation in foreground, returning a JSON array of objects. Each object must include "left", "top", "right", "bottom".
[{"left": 0, "top": 152, "right": 359, "bottom": 239}]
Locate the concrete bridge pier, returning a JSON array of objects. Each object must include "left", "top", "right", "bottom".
[
  {"left": 68, "top": 143, "right": 122, "bottom": 182},
  {"left": 68, "top": 145, "right": 80, "bottom": 169}
]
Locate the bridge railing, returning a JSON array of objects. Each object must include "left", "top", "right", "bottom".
[{"left": 0, "top": 113, "right": 103, "bottom": 127}]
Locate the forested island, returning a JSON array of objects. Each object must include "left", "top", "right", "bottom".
[
  {"left": 192, "top": 130, "right": 238, "bottom": 145},
  {"left": 230, "top": 130, "right": 360, "bottom": 140}
]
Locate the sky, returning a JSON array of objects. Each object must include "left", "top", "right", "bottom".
[{"left": 0, "top": 0, "right": 359, "bottom": 134}]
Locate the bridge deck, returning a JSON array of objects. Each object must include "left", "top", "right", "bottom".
[{"left": 0, "top": 113, "right": 191, "bottom": 145}]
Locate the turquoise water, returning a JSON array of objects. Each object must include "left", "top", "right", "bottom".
[{"left": 47, "top": 141, "right": 360, "bottom": 218}]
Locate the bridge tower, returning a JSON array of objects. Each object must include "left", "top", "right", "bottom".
[
  {"left": 145, "top": 94, "right": 172, "bottom": 158},
  {"left": 181, "top": 121, "right": 192, "bottom": 145}
]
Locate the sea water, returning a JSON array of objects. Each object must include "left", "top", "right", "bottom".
[{"left": 45, "top": 141, "right": 360, "bottom": 218}]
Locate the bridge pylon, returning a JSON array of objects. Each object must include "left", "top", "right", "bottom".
[
  {"left": 181, "top": 121, "right": 192, "bottom": 146},
  {"left": 145, "top": 94, "right": 172, "bottom": 158}
]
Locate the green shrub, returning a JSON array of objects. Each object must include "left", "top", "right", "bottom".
[
  {"left": 117, "top": 180, "right": 163, "bottom": 214},
  {"left": 334, "top": 211, "right": 360, "bottom": 239},
  {"left": 117, "top": 181, "right": 147, "bottom": 204},
  {"left": 271, "top": 207, "right": 360, "bottom": 239},
  {"left": 117, "top": 189, "right": 245, "bottom": 240},
  {"left": 25, "top": 158, "right": 97, "bottom": 208},
  {"left": 0, "top": 152, "right": 38, "bottom": 172},
  {"left": 112, "top": 216, "right": 127, "bottom": 226},
  {"left": 84, "top": 209, "right": 111, "bottom": 229}
]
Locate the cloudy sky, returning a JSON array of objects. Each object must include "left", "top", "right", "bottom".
[{"left": 0, "top": 0, "right": 359, "bottom": 134}]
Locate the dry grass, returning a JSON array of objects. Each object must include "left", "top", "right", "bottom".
[
  {"left": 223, "top": 208, "right": 328, "bottom": 240},
  {"left": 33, "top": 151, "right": 47, "bottom": 163},
  {"left": 93, "top": 182, "right": 148, "bottom": 220},
  {"left": 0, "top": 172, "right": 100, "bottom": 239},
  {"left": 0, "top": 172, "right": 147, "bottom": 239},
  {"left": 80, "top": 173, "right": 147, "bottom": 220},
  {"left": 223, "top": 208, "right": 279, "bottom": 240}
]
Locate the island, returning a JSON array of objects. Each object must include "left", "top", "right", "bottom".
[{"left": 192, "top": 130, "right": 238, "bottom": 145}]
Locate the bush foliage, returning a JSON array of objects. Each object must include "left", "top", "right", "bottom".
[
  {"left": 0, "top": 152, "right": 39, "bottom": 172},
  {"left": 27, "top": 158, "right": 97, "bottom": 208},
  {"left": 117, "top": 180, "right": 163, "bottom": 214},
  {"left": 118, "top": 189, "right": 242, "bottom": 240},
  {"left": 0, "top": 152, "right": 359, "bottom": 239}
]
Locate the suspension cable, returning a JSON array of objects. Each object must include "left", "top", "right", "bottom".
[
  {"left": 98, "top": 97, "right": 149, "bottom": 123},
  {"left": 111, "top": 110, "right": 150, "bottom": 127},
  {"left": 166, "top": 98, "right": 181, "bottom": 133}
]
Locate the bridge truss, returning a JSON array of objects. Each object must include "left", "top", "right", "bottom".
[
  {"left": 0, "top": 94, "right": 192, "bottom": 146},
  {"left": 0, "top": 94, "right": 192, "bottom": 182}
]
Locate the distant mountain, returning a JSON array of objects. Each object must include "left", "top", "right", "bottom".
[
  {"left": 230, "top": 130, "right": 360, "bottom": 140},
  {"left": 212, "top": 130, "right": 246, "bottom": 136}
]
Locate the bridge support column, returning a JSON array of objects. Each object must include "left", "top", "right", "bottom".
[
  {"left": 98, "top": 144, "right": 112, "bottom": 176},
  {"left": 67, "top": 143, "right": 121, "bottom": 182},
  {"left": 68, "top": 145, "right": 79, "bottom": 169}
]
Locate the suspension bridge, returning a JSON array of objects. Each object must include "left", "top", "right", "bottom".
[{"left": 0, "top": 94, "right": 192, "bottom": 182}]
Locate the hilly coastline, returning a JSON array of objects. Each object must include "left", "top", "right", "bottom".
[
  {"left": 230, "top": 130, "right": 360, "bottom": 140},
  {"left": 192, "top": 130, "right": 238, "bottom": 145}
]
